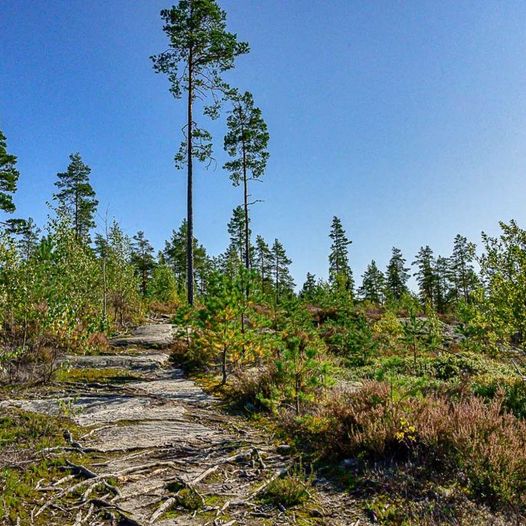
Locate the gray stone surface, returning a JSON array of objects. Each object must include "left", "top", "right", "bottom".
[{"left": 109, "top": 323, "right": 176, "bottom": 349}]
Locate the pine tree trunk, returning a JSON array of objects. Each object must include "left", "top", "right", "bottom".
[
  {"left": 186, "top": 44, "right": 194, "bottom": 306},
  {"left": 295, "top": 374, "right": 301, "bottom": 416},
  {"left": 242, "top": 136, "right": 250, "bottom": 271}
]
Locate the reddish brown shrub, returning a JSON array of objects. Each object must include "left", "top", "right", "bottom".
[{"left": 307, "top": 381, "right": 526, "bottom": 508}]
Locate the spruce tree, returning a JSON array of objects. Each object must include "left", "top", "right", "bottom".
[
  {"left": 359, "top": 260, "right": 386, "bottom": 304},
  {"left": 0, "top": 129, "right": 27, "bottom": 233},
  {"left": 224, "top": 91, "right": 269, "bottom": 270},
  {"left": 131, "top": 231, "right": 156, "bottom": 296},
  {"left": 434, "top": 255, "right": 451, "bottom": 313},
  {"left": 450, "top": 234, "right": 478, "bottom": 302},
  {"left": 386, "top": 247, "right": 410, "bottom": 300},
  {"left": 17, "top": 218, "right": 41, "bottom": 259},
  {"left": 0, "top": 129, "right": 20, "bottom": 215},
  {"left": 151, "top": 0, "right": 249, "bottom": 305},
  {"left": 328, "top": 216, "right": 353, "bottom": 291},
  {"left": 271, "top": 239, "right": 294, "bottom": 303},
  {"left": 300, "top": 272, "right": 317, "bottom": 302},
  {"left": 163, "top": 219, "right": 209, "bottom": 294},
  {"left": 53, "top": 153, "right": 98, "bottom": 242},
  {"left": 254, "top": 235, "right": 273, "bottom": 294},
  {"left": 413, "top": 245, "right": 436, "bottom": 307},
  {"left": 226, "top": 206, "right": 251, "bottom": 264}
]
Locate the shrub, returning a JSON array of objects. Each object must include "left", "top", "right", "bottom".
[
  {"left": 305, "top": 382, "right": 526, "bottom": 508},
  {"left": 260, "top": 467, "right": 312, "bottom": 508}
]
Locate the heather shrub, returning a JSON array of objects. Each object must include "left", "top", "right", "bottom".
[
  {"left": 471, "top": 372, "right": 526, "bottom": 418},
  {"left": 228, "top": 364, "right": 279, "bottom": 410},
  {"left": 308, "top": 381, "right": 526, "bottom": 508}
]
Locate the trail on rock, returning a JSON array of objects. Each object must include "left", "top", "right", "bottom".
[{"left": 1, "top": 323, "right": 366, "bottom": 526}]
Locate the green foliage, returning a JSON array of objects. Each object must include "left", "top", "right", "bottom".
[
  {"left": 187, "top": 270, "right": 269, "bottom": 383},
  {"left": 131, "top": 230, "right": 155, "bottom": 296},
  {"left": 328, "top": 216, "right": 353, "bottom": 292},
  {"left": 163, "top": 219, "right": 211, "bottom": 295},
  {"left": 450, "top": 234, "right": 478, "bottom": 303},
  {"left": 271, "top": 239, "right": 294, "bottom": 304},
  {"left": 260, "top": 465, "right": 312, "bottom": 508},
  {"left": 275, "top": 305, "right": 334, "bottom": 415},
  {"left": 224, "top": 90, "right": 269, "bottom": 184},
  {"left": 413, "top": 245, "right": 435, "bottom": 307},
  {"left": 0, "top": 129, "right": 20, "bottom": 215},
  {"left": 358, "top": 259, "right": 386, "bottom": 304},
  {"left": 0, "top": 214, "right": 142, "bottom": 382},
  {"left": 53, "top": 153, "right": 98, "bottom": 242},
  {"left": 470, "top": 220, "right": 526, "bottom": 349},
  {"left": 148, "top": 263, "right": 179, "bottom": 304},
  {"left": 224, "top": 90, "right": 269, "bottom": 271},
  {"left": 386, "top": 247, "right": 410, "bottom": 301},
  {"left": 323, "top": 310, "right": 377, "bottom": 366},
  {"left": 254, "top": 235, "right": 273, "bottom": 296}
]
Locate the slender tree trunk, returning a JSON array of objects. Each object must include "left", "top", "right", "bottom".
[
  {"left": 221, "top": 344, "right": 227, "bottom": 385},
  {"left": 275, "top": 258, "right": 279, "bottom": 305},
  {"left": 142, "top": 268, "right": 147, "bottom": 296},
  {"left": 102, "top": 254, "right": 107, "bottom": 327},
  {"left": 295, "top": 373, "right": 301, "bottom": 416},
  {"left": 241, "top": 137, "right": 250, "bottom": 271},
  {"left": 186, "top": 46, "right": 194, "bottom": 305},
  {"left": 75, "top": 190, "right": 79, "bottom": 240}
]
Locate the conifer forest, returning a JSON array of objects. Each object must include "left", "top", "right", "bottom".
[{"left": 2, "top": 2, "right": 526, "bottom": 525}]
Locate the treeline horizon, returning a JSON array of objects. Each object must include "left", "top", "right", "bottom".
[{"left": 0, "top": 129, "right": 519, "bottom": 306}]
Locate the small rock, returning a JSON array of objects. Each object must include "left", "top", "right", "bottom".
[{"left": 340, "top": 458, "right": 360, "bottom": 470}]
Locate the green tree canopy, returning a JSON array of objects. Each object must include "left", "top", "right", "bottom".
[
  {"left": 0, "top": 129, "right": 20, "bottom": 215},
  {"left": 224, "top": 90, "right": 269, "bottom": 269},
  {"left": 328, "top": 216, "right": 353, "bottom": 292},
  {"left": 151, "top": 0, "right": 249, "bottom": 304},
  {"left": 386, "top": 247, "right": 410, "bottom": 301},
  {"left": 53, "top": 153, "right": 98, "bottom": 242},
  {"left": 131, "top": 231, "right": 156, "bottom": 296},
  {"left": 359, "top": 260, "right": 386, "bottom": 304}
]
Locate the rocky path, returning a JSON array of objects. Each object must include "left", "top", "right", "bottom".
[{"left": 1, "top": 324, "right": 367, "bottom": 526}]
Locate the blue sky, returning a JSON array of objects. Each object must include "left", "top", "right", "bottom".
[{"left": 2, "top": 0, "right": 526, "bottom": 287}]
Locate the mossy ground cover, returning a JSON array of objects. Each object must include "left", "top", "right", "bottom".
[{"left": 0, "top": 407, "right": 90, "bottom": 524}]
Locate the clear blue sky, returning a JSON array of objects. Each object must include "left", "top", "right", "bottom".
[{"left": 2, "top": 0, "right": 526, "bottom": 287}]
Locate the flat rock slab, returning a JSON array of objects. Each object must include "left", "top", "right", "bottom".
[
  {"left": 87, "top": 420, "right": 219, "bottom": 452},
  {"left": 62, "top": 353, "right": 171, "bottom": 371},
  {"left": 110, "top": 323, "right": 176, "bottom": 349},
  {"left": 132, "top": 374, "right": 215, "bottom": 404}
]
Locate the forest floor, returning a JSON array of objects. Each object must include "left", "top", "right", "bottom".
[{"left": 0, "top": 323, "right": 369, "bottom": 526}]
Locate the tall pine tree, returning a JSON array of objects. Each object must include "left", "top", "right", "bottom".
[
  {"left": 271, "top": 239, "right": 294, "bottom": 303},
  {"left": 0, "top": 129, "right": 20, "bottom": 215},
  {"left": 53, "top": 153, "right": 98, "bottom": 242},
  {"left": 300, "top": 272, "right": 318, "bottom": 302},
  {"left": 413, "top": 245, "right": 436, "bottom": 307},
  {"left": 450, "top": 234, "right": 478, "bottom": 303},
  {"left": 151, "top": 0, "right": 249, "bottom": 305},
  {"left": 328, "top": 216, "right": 353, "bottom": 292},
  {"left": 224, "top": 90, "right": 269, "bottom": 270},
  {"left": 131, "top": 231, "right": 156, "bottom": 296},
  {"left": 359, "top": 260, "right": 386, "bottom": 304},
  {"left": 163, "top": 219, "right": 210, "bottom": 294},
  {"left": 226, "top": 205, "right": 251, "bottom": 264},
  {"left": 434, "top": 255, "right": 451, "bottom": 313},
  {"left": 386, "top": 247, "right": 410, "bottom": 300},
  {"left": 254, "top": 235, "right": 273, "bottom": 294},
  {"left": 0, "top": 129, "right": 26, "bottom": 233}
]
